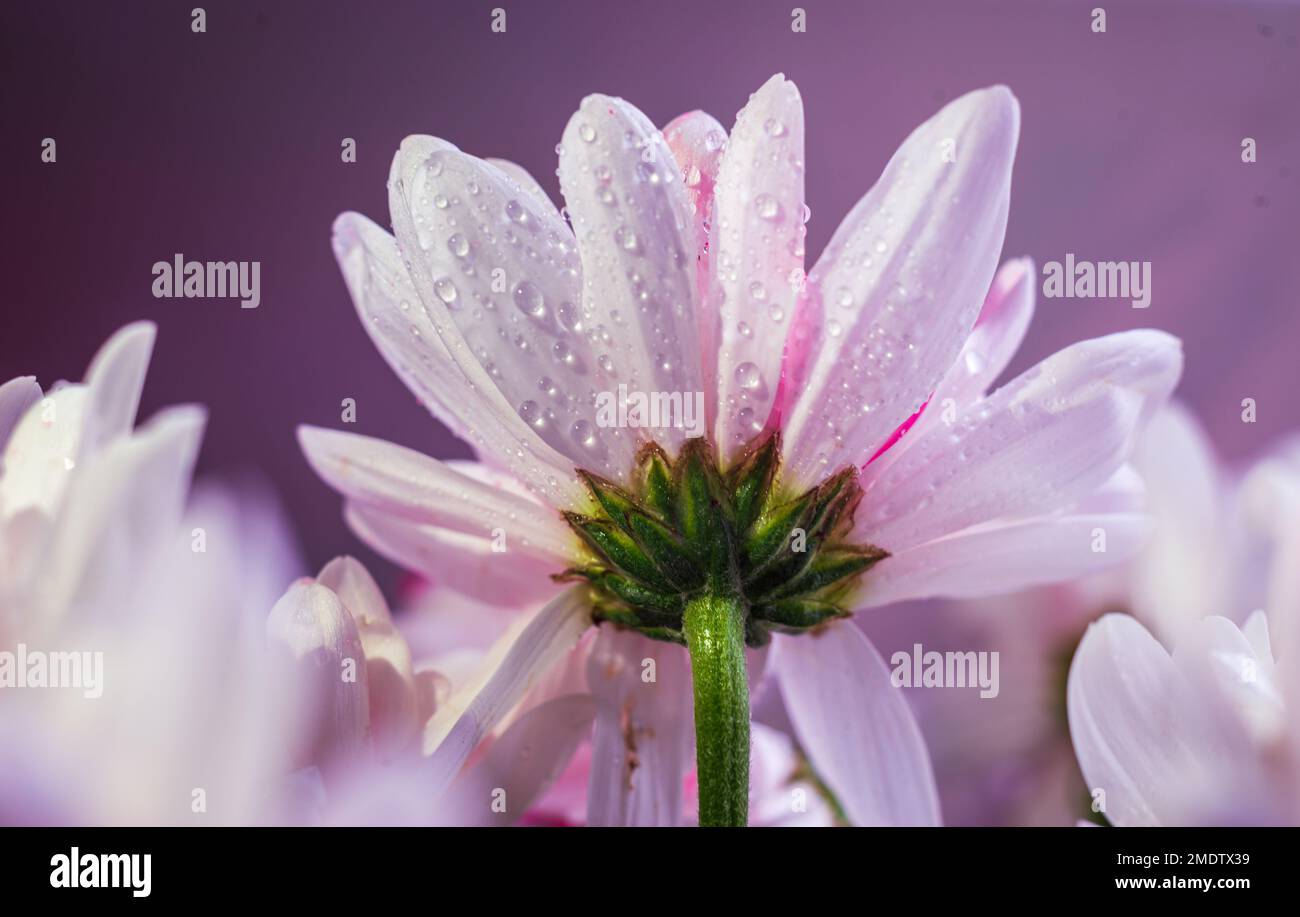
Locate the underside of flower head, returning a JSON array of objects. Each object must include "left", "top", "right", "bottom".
[{"left": 557, "top": 432, "right": 887, "bottom": 647}]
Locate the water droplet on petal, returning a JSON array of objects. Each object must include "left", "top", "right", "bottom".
[
  {"left": 735, "top": 361, "right": 762, "bottom": 390},
  {"left": 754, "top": 193, "right": 782, "bottom": 222},
  {"left": 513, "top": 280, "right": 544, "bottom": 318},
  {"left": 615, "top": 225, "right": 642, "bottom": 254},
  {"left": 434, "top": 277, "right": 459, "bottom": 306},
  {"left": 447, "top": 234, "right": 469, "bottom": 257}
]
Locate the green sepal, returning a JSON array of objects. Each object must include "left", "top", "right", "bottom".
[
  {"left": 727, "top": 432, "right": 781, "bottom": 537},
  {"left": 744, "top": 488, "right": 818, "bottom": 572},
  {"left": 626, "top": 510, "right": 705, "bottom": 591},
  {"left": 753, "top": 597, "right": 849, "bottom": 632},
  {"left": 637, "top": 443, "right": 677, "bottom": 523},
  {"left": 754, "top": 545, "right": 887, "bottom": 604},
  {"left": 577, "top": 470, "right": 641, "bottom": 533},
  {"left": 562, "top": 512, "right": 676, "bottom": 593}
]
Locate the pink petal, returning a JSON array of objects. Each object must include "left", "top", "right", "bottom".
[
  {"left": 557, "top": 95, "right": 706, "bottom": 453},
  {"left": 298, "top": 425, "right": 575, "bottom": 563},
  {"left": 711, "top": 75, "right": 806, "bottom": 461},
  {"left": 331, "top": 211, "right": 582, "bottom": 505},
  {"left": 317, "top": 556, "right": 419, "bottom": 759},
  {"left": 442, "top": 695, "right": 595, "bottom": 825},
  {"left": 663, "top": 109, "right": 727, "bottom": 429},
  {"left": 860, "top": 512, "right": 1152, "bottom": 607},
  {"left": 423, "top": 586, "right": 593, "bottom": 793},
  {"left": 858, "top": 330, "right": 1182, "bottom": 553},
  {"left": 585, "top": 627, "right": 693, "bottom": 826},
  {"left": 266, "top": 580, "right": 371, "bottom": 772},
  {"left": 772, "top": 621, "right": 941, "bottom": 826},
  {"left": 781, "top": 87, "right": 1020, "bottom": 485},
  {"left": 344, "top": 501, "right": 563, "bottom": 607},
  {"left": 1067, "top": 614, "right": 1261, "bottom": 826},
  {"left": 1126, "top": 402, "right": 1231, "bottom": 643},
  {"left": 385, "top": 136, "right": 598, "bottom": 502}
]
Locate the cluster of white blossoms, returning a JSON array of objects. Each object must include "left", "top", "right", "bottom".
[{"left": 2, "top": 74, "right": 1295, "bottom": 826}]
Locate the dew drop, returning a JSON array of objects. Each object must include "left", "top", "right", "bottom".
[
  {"left": 447, "top": 234, "right": 469, "bottom": 257},
  {"left": 754, "top": 193, "right": 783, "bottom": 222},
  {"left": 434, "top": 277, "right": 459, "bottom": 305},
  {"left": 615, "top": 225, "right": 642, "bottom": 253},
  {"left": 513, "top": 280, "right": 545, "bottom": 318},
  {"left": 734, "top": 361, "right": 762, "bottom": 390},
  {"left": 505, "top": 199, "right": 528, "bottom": 225},
  {"left": 518, "top": 400, "right": 547, "bottom": 430},
  {"left": 571, "top": 420, "right": 598, "bottom": 450},
  {"left": 578, "top": 123, "right": 597, "bottom": 143}
]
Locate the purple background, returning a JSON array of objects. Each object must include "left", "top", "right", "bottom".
[{"left": 4, "top": 0, "right": 1298, "bottom": 591}]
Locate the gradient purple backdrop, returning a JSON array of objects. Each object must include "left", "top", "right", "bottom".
[{"left": 4, "top": 0, "right": 1298, "bottom": 592}]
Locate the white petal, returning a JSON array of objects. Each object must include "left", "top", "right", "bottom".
[
  {"left": 30, "top": 405, "right": 206, "bottom": 631},
  {"left": 711, "top": 75, "right": 806, "bottom": 460},
  {"left": 859, "top": 330, "right": 1182, "bottom": 553},
  {"left": 344, "top": 501, "right": 563, "bottom": 607},
  {"left": 485, "top": 158, "right": 560, "bottom": 217},
  {"left": 79, "top": 321, "right": 155, "bottom": 459},
  {"left": 1067, "top": 614, "right": 1256, "bottom": 826},
  {"left": 1241, "top": 608, "right": 1273, "bottom": 664},
  {"left": 387, "top": 136, "right": 637, "bottom": 485},
  {"left": 266, "top": 580, "right": 371, "bottom": 770},
  {"left": 1127, "top": 402, "right": 1230, "bottom": 643},
  {"left": 860, "top": 512, "right": 1152, "bottom": 607},
  {"left": 0, "top": 385, "right": 87, "bottom": 518},
  {"left": 869, "top": 258, "right": 1036, "bottom": 477},
  {"left": 298, "top": 425, "right": 575, "bottom": 562},
  {"left": 558, "top": 94, "right": 705, "bottom": 451},
  {"left": 1171, "top": 615, "right": 1285, "bottom": 749},
  {"left": 332, "top": 210, "right": 584, "bottom": 506},
  {"left": 441, "top": 694, "right": 595, "bottom": 826},
  {"left": 317, "top": 555, "right": 419, "bottom": 758},
  {"left": 782, "top": 87, "right": 1020, "bottom": 484},
  {"left": 422, "top": 585, "right": 593, "bottom": 792},
  {"left": 772, "top": 622, "right": 941, "bottom": 826},
  {"left": 941, "top": 257, "right": 1035, "bottom": 405},
  {"left": 663, "top": 109, "right": 728, "bottom": 429},
  {"left": 0, "top": 376, "right": 41, "bottom": 460},
  {"left": 585, "top": 627, "right": 693, "bottom": 826}
]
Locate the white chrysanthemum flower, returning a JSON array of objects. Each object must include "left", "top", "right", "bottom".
[{"left": 302, "top": 75, "right": 1181, "bottom": 825}]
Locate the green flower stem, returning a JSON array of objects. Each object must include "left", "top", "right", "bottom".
[{"left": 683, "top": 593, "right": 750, "bottom": 827}]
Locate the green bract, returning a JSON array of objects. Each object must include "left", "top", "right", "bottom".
[{"left": 557, "top": 432, "right": 888, "bottom": 646}]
